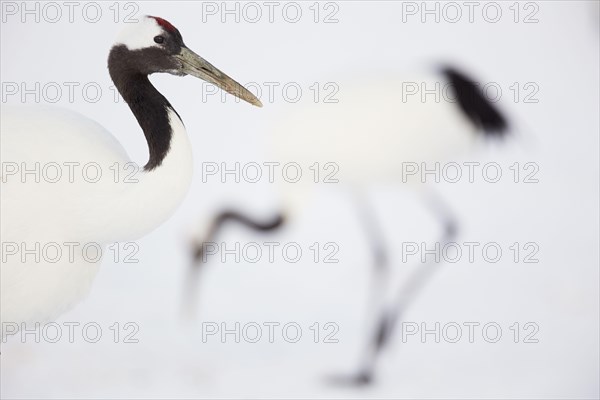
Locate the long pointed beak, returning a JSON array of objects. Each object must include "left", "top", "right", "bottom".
[{"left": 175, "top": 47, "right": 262, "bottom": 107}]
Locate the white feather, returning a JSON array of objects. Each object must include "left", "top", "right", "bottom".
[
  {"left": 0, "top": 105, "right": 192, "bottom": 336},
  {"left": 114, "top": 16, "right": 164, "bottom": 51},
  {"left": 267, "top": 71, "right": 479, "bottom": 214}
]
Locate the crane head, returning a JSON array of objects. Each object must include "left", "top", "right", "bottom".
[{"left": 111, "top": 16, "right": 262, "bottom": 107}]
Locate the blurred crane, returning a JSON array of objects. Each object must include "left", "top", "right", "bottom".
[{"left": 186, "top": 65, "right": 509, "bottom": 384}]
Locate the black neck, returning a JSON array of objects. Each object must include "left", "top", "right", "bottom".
[{"left": 108, "top": 45, "right": 180, "bottom": 170}]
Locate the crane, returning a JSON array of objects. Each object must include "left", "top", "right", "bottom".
[
  {"left": 186, "top": 66, "right": 509, "bottom": 384},
  {"left": 0, "top": 16, "right": 261, "bottom": 340}
]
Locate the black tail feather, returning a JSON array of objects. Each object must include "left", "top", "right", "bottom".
[{"left": 441, "top": 66, "right": 509, "bottom": 137}]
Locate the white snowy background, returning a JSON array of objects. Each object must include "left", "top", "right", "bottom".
[{"left": 1, "top": 1, "right": 599, "bottom": 398}]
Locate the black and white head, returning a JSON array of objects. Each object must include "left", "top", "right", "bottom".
[{"left": 109, "top": 15, "right": 261, "bottom": 107}]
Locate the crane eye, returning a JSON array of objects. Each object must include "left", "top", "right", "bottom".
[{"left": 154, "top": 36, "right": 165, "bottom": 44}]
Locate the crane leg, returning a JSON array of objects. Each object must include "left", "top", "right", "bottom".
[
  {"left": 182, "top": 210, "right": 285, "bottom": 318},
  {"left": 344, "top": 191, "right": 458, "bottom": 385},
  {"left": 326, "top": 192, "right": 391, "bottom": 385},
  {"left": 192, "top": 211, "right": 286, "bottom": 264},
  {"left": 354, "top": 192, "right": 390, "bottom": 316}
]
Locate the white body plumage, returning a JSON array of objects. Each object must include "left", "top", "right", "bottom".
[
  {"left": 0, "top": 106, "right": 192, "bottom": 334},
  {"left": 0, "top": 15, "right": 261, "bottom": 339},
  {"left": 266, "top": 71, "right": 489, "bottom": 214}
]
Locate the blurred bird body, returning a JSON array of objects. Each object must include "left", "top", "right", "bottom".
[
  {"left": 189, "top": 65, "right": 508, "bottom": 384},
  {"left": 267, "top": 68, "right": 505, "bottom": 213}
]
